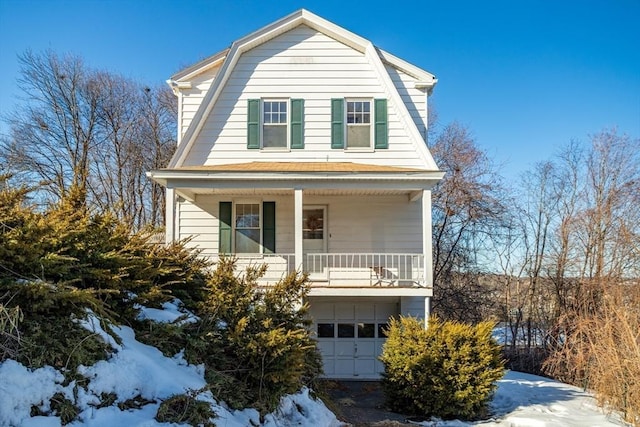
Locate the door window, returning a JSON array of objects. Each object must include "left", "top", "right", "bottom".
[{"left": 303, "top": 208, "right": 324, "bottom": 240}]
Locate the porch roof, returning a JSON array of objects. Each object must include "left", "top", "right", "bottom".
[
  {"left": 167, "top": 161, "right": 429, "bottom": 173},
  {"left": 147, "top": 162, "right": 444, "bottom": 199}
]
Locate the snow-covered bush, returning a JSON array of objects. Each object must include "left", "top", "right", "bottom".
[{"left": 380, "top": 316, "right": 504, "bottom": 420}]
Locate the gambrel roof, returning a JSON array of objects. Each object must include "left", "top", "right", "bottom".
[{"left": 167, "top": 9, "right": 439, "bottom": 170}]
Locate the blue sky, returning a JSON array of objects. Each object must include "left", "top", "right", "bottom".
[{"left": 1, "top": 0, "right": 638, "bottom": 180}]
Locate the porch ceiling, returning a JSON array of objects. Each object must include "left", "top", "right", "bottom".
[{"left": 175, "top": 188, "right": 417, "bottom": 197}]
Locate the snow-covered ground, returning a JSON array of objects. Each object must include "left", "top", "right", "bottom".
[
  {"left": 418, "top": 370, "right": 627, "bottom": 427},
  {"left": 0, "top": 302, "right": 628, "bottom": 426}
]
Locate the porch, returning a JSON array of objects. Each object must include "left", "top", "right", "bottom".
[{"left": 148, "top": 162, "right": 444, "bottom": 294}]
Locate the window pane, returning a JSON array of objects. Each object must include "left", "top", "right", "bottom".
[
  {"left": 235, "top": 204, "right": 259, "bottom": 227},
  {"left": 263, "top": 125, "right": 287, "bottom": 148},
  {"left": 235, "top": 229, "right": 260, "bottom": 253},
  {"left": 347, "top": 126, "right": 370, "bottom": 148},
  {"left": 377, "top": 323, "right": 389, "bottom": 338},
  {"left": 317, "top": 323, "right": 335, "bottom": 338},
  {"left": 303, "top": 209, "right": 323, "bottom": 239},
  {"left": 358, "top": 323, "right": 375, "bottom": 338},
  {"left": 337, "top": 323, "right": 355, "bottom": 338}
]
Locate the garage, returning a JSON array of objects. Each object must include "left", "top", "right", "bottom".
[{"left": 308, "top": 298, "right": 399, "bottom": 379}]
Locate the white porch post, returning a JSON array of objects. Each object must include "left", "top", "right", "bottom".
[
  {"left": 294, "top": 188, "right": 304, "bottom": 271},
  {"left": 165, "top": 188, "right": 175, "bottom": 244},
  {"left": 422, "top": 189, "right": 433, "bottom": 288},
  {"left": 422, "top": 189, "right": 433, "bottom": 329}
]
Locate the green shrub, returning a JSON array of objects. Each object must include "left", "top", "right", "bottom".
[{"left": 380, "top": 316, "right": 504, "bottom": 420}]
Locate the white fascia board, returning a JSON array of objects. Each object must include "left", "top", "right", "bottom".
[
  {"left": 365, "top": 44, "right": 440, "bottom": 171},
  {"left": 376, "top": 48, "right": 437, "bottom": 83},
  {"left": 170, "top": 49, "right": 229, "bottom": 82},
  {"left": 308, "top": 287, "right": 433, "bottom": 297}
]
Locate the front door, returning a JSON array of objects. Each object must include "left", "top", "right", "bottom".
[{"left": 303, "top": 206, "right": 326, "bottom": 279}]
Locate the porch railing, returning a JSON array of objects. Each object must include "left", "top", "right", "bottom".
[
  {"left": 233, "top": 253, "right": 296, "bottom": 284},
  {"left": 230, "top": 253, "right": 426, "bottom": 288},
  {"left": 304, "top": 253, "right": 426, "bottom": 287}
]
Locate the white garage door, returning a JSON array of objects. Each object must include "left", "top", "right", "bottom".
[{"left": 309, "top": 300, "right": 398, "bottom": 379}]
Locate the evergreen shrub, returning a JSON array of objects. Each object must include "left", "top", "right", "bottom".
[
  {"left": 183, "top": 257, "right": 322, "bottom": 415},
  {"left": 380, "top": 316, "right": 504, "bottom": 420}
]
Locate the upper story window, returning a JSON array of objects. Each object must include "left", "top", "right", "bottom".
[
  {"left": 346, "top": 100, "right": 371, "bottom": 148},
  {"left": 331, "top": 98, "right": 387, "bottom": 150},
  {"left": 247, "top": 99, "right": 304, "bottom": 150},
  {"left": 262, "top": 100, "right": 288, "bottom": 148}
]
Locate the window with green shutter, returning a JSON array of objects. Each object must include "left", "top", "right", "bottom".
[
  {"left": 374, "top": 98, "right": 388, "bottom": 149},
  {"left": 290, "top": 99, "right": 304, "bottom": 149},
  {"left": 247, "top": 99, "right": 260, "bottom": 149},
  {"left": 219, "top": 201, "right": 276, "bottom": 254},
  {"left": 219, "top": 202, "right": 232, "bottom": 253},
  {"left": 247, "top": 98, "right": 304, "bottom": 149},
  {"left": 262, "top": 201, "right": 276, "bottom": 253},
  {"left": 333, "top": 98, "right": 388, "bottom": 149},
  {"left": 331, "top": 98, "right": 345, "bottom": 149}
]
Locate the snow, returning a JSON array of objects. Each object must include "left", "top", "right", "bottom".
[
  {"left": 0, "top": 311, "right": 340, "bottom": 427},
  {"left": 417, "top": 371, "right": 627, "bottom": 427},
  {"left": 0, "top": 307, "right": 627, "bottom": 427},
  {"left": 136, "top": 299, "right": 198, "bottom": 324}
]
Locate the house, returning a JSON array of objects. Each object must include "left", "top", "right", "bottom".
[{"left": 147, "top": 9, "right": 443, "bottom": 379}]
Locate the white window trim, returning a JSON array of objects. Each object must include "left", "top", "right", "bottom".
[
  {"left": 232, "top": 200, "right": 263, "bottom": 255},
  {"left": 261, "top": 98, "right": 290, "bottom": 151},
  {"left": 345, "top": 98, "right": 374, "bottom": 152}
]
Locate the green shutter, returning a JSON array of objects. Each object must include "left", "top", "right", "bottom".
[
  {"left": 219, "top": 202, "right": 232, "bottom": 253},
  {"left": 374, "top": 98, "right": 388, "bottom": 149},
  {"left": 247, "top": 99, "right": 260, "bottom": 149},
  {"left": 262, "top": 201, "right": 276, "bottom": 254},
  {"left": 290, "top": 99, "right": 304, "bottom": 149},
  {"left": 331, "top": 98, "right": 344, "bottom": 149}
]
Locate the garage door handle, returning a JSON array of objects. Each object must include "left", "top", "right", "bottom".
[{"left": 354, "top": 343, "right": 358, "bottom": 358}]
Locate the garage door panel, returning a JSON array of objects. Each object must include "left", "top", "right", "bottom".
[
  {"left": 322, "top": 360, "right": 335, "bottom": 376},
  {"left": 335, "top": 341, "right": 354, "bottom": 356},
  {"left": 335, "top": 304, "right": 355, "bottom": 320},
  {"left": 313, "top": 303, "right": 334, "bottom": 319},
  {"left": 376, "top": 303, "right": 397, "bottom": 318},
  {"left": 317, "top": 341, "right": 334, "bottom": 357},
  {"left": 356, "top": 304, "right": 375, "bottom": 318},
  {"left": 354, "top": 358, "right": 376, "bottom": 376},
  {"left": 335, "top": 360, "right": 354, "bottom": 376},
  {"left": 356, "top": 340, "right": 376, "bottom": 357}
]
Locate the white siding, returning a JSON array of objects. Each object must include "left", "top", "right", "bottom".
[
  {"left": 177, "top": 193, "right": 422, "bottom": 256},
  {"left": 400, "top": 296, "right": 428, "bottom": 319},
  {"left": 305, "top": 194, "right": 422, "bottom": 253},
  {"left": 385, "top": 64, "right": 428, "bottom": 140},
  {"left": 182, "top": 25, "right": 428, "bottom": 169},
  {"left": 176, "top": 197, "right": 218, "bottom": 257},
  {"left": 179, "top": 67, "right": 220, "bottom": 139}
]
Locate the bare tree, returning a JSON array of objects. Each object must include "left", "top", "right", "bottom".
[
  {"left": 2, "top": 50, "right": 100, "bottom": 202},
  {"left": 429, "top": 122, "right": 508, "bottom": 322},
  {"left": 0, "top": 50, "right": 176, "bottom": 228}
]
